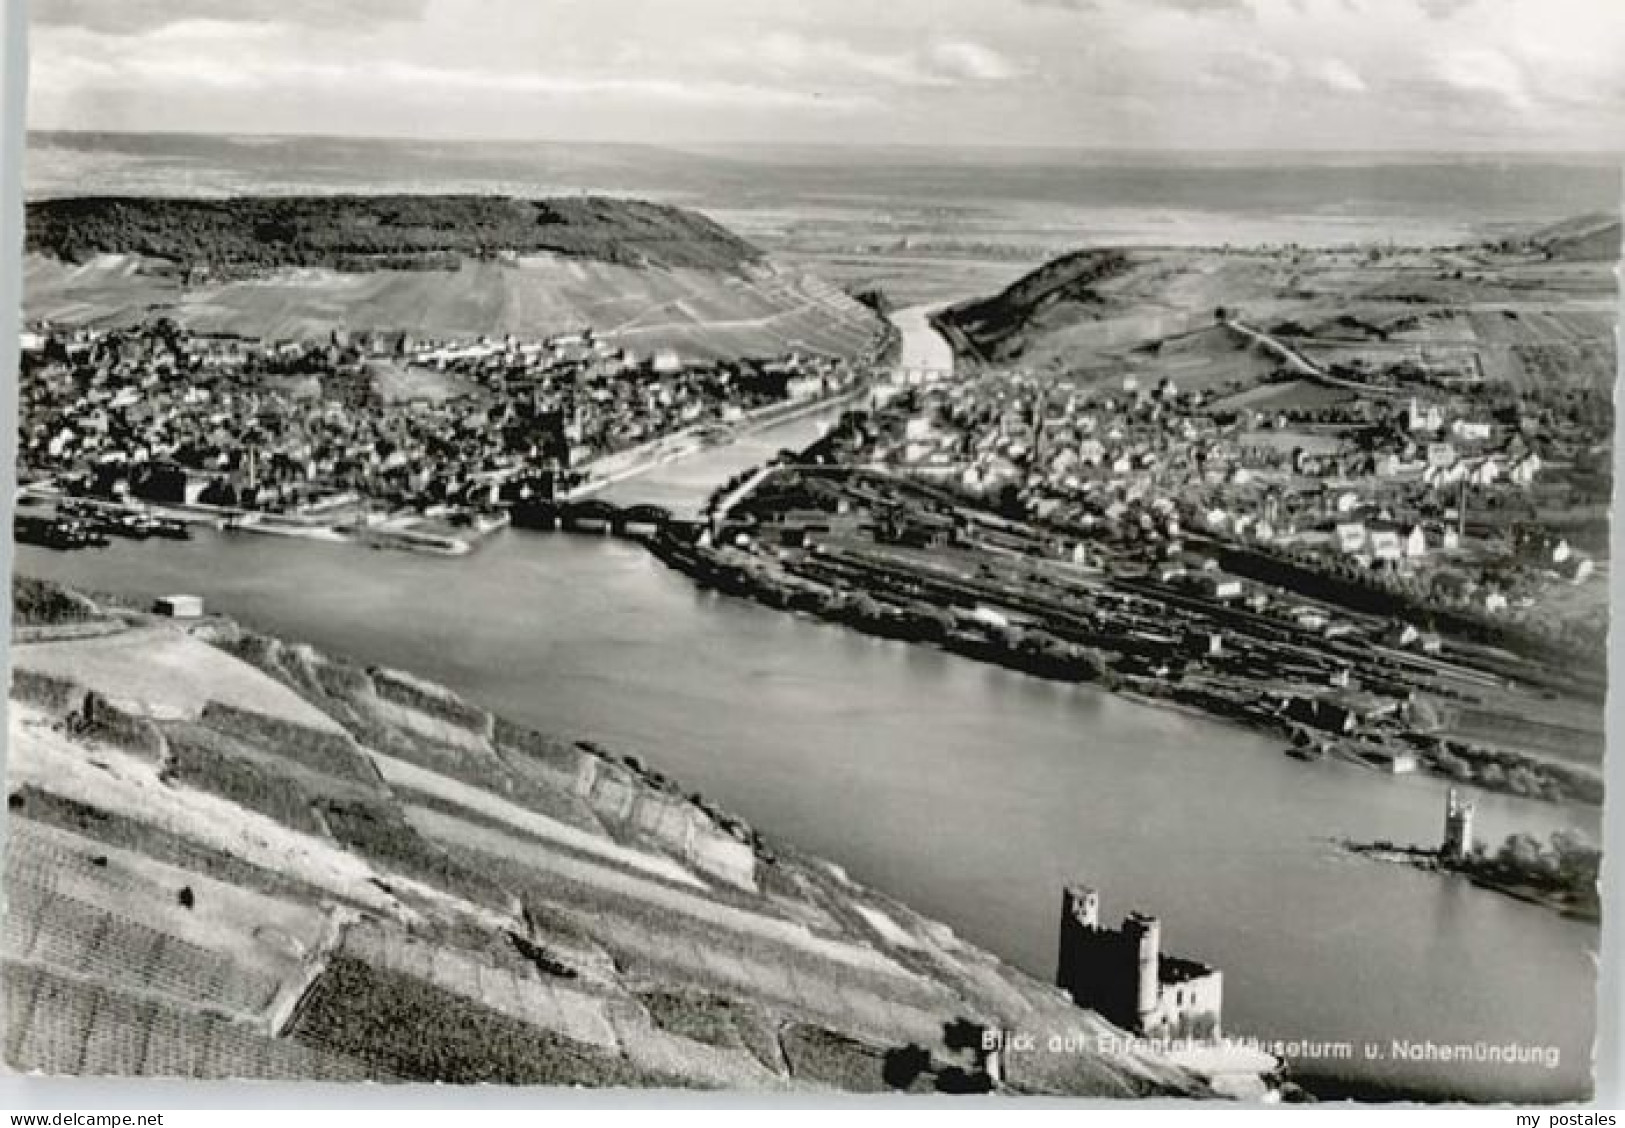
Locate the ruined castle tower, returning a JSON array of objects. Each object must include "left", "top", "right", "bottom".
[
  {"left": 1057, "top": 887, "right": 1162, "bottom": 1033},
  {"left": 1122, "top": 912, "right": 1162, "bottom": 1032},
  {"left": 1056, "top": 885, "right": 1099, "bottom": 987},
  {"left": 1443, "top": 788, "right": 1475, "bottom": 861},
  {"left": 1057, "top": 884, "right": 1224, "bottom": 1041}
]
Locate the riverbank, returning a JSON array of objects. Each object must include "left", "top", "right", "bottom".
[
  {"left": 642, "top": 523, "right": 1600, "bottom": 813},
  {"left": 567, "top": 381, "right": 877, "bottom": 506},
  {"left": 1337, "top": 839, "right": 1601, "bottom": 924}
]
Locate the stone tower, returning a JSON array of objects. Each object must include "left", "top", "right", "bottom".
[
  {"left": 1064, "top": 885, "right": 1100, "bottom": 928},
  {"left": 1055, "top": 885, "right": 1099, "bottom": 990},
  {"left": 1122, "top": 912, "right": 1162, "bottom": 1032},
  {"left": 1442, "top": 788, "right": 1475, "bottom": 861}
]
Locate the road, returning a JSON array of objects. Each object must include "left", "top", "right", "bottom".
[
  {"left": 1225, "top": 317, "right": 1404, "bottom": 398},
  {"left": 1224, "top": 317, "right": 1325, "bottom": 378}
]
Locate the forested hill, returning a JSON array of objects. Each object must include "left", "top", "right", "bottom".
[{"left": 25, "top": 194, "right": 764, "bottom": 274}]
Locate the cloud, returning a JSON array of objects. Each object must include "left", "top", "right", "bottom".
[
  {"left": 1314, "top": 59, "right": 1367, "bottom": 94},
  {"left": 924, "top": 41, "right": 1024, "bottom": 82},
  {"left": 32, "top": 0, "right": 428, "bottom": 36},
  {"left": 1203, "top": 47, "right": 1294, "bottom": 89},
  {"left": 1436, "top": 47, "right": 1534, "bottom": 110},
  {"left": 27, "top": 0, "right": 1624, "bottom": 148},
  {"left": 712, "top": 32, "right": 1023, "bottom": 89},
  {"left": 1154, "top": 0, "right": 1253, "bottom": 11},
  {"left": 1021, "top": 0, "right": 1251, "bottom": 13},
  {"left": 38, "top": 51, "right": 871, "bottom": 114},
  {"left": 1415, "top": 0, "right": 1476, "bottom": 18}
]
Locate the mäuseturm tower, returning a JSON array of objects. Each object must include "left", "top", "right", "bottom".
[{"left": 1443, "top": 788, "right": 1475, "bottom": 861}]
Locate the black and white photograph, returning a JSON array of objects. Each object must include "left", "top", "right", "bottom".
[{"left": 2, "top": 0, "right": 1621, "bottom": 1107}]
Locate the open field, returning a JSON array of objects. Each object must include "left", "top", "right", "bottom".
[
  {"left": 7, "top": 705, "right": 413, "bottom": 917},
  {"left": 776, "top": 250, "right": 1036, "bottom": 311},
  {"left": 937, "top": 237, "right": 1618, "bottom": 393},
  {"left": 14, "top": 626, "right": 342, "bottom": 728}
]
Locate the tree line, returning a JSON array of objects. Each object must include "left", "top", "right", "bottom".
[{"left": 26, "top": 195, "right": 763, "bottom": 274}]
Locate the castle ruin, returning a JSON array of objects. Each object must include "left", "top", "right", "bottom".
[{"left": 1055, "top": 885, "right": 1223, "bottom": 1041}]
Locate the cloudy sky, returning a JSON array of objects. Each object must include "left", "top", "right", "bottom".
[{"left": 24, "top": 0, "right": 1625, "bottom": 150}]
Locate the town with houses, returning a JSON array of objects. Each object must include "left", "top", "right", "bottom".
[
  {"left": 875, "top": 348, "right": 1589, "bottom": 601},
  {"left": 14, "top": 319, "right": 862, "bottom": 550},
  {"left": 652, "top": 314, "right": 1608, "bottom": 816},
  {"left": 14, "top": 301, "right": 1610, "bottom": 822}
]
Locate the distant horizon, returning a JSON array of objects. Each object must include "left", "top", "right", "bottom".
[{"left": 27, "top": 127, "right": 1625, "bottom": 164}]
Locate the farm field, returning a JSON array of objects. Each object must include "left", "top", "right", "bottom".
[
  {"left": 936, "top": 233, "right": 1618, "bottom": 394},
  {"left": 23, "top": 253, "right": 887, "bottom": 362}
]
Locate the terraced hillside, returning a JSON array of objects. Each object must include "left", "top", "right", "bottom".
[
  {"left": 23, "top": 196, "right": 889, "bottom": 362},
  {"left": 3, "top": 582, "right": 1267, "bottom": 1096}
]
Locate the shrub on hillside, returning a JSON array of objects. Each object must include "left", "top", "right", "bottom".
[
  {"left": 11, "top": 669, "right": 86, "bottom": 715},
  {"left": 12, "top": 576, "right": 99, "bottom": 627}
]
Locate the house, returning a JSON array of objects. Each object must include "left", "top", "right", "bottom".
[
  {"left": 1199, "top": 573, "right": 1243, "bottom": 601},
  {"left": 1406, "top": 399, "right": 1444, "bottom": 434},
  {"left": 153, "top": 594, "right": 204, "bottom": 619},
  {"left": 1369, "top": 530, "right": 1402, "bottom": 562},
  {"left": 1374, "top": 452, "right": 1406, "bottom": 477},
  {"left": 1404, "top": 525, "right": 1428, "bottom": 559},
  {"left": 1509, "top": 453, "right": 1543, "bottom": 486}
]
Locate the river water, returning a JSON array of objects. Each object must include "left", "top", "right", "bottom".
[
  {"left": 16, "top": 528, "right": 1600, "bottom": 1100},
  {"left": 11, "top": 315, "right": 1603, "bottom": 1103}
]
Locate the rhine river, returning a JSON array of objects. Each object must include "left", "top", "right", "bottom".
[{"left": 13, "top": 310, "right": 1600, "bottom": 1101}]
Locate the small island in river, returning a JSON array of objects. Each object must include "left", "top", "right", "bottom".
[{"left": 1339, "top": 789, "right": 1601, "bottom": 924}]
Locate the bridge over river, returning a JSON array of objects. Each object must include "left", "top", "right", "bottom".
[
  {"left": 585, "top": 303, "right": 956, "bottom": 523},
  {"left": 565, "top": 302, "right": 955, "bottom": 526}
]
